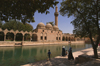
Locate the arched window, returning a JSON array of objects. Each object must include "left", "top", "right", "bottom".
[
  {"left": 45, "top": 36, "right": 47, "bottom": 40},
  {"left": 43, "top": 30, "right": 44, "bottom": 32},
  {"left": 56, "top": 37, "right": 58, "bottom": 40},
  {"left": 41, "top": 36, "right": 43, "bottom": 40}
]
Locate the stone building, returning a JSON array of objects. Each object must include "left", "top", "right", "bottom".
[
  {"left": 27, "top": 5, "right": 62, "bottom": 42},
  {"left": 33, "top": 22, "right": 62, "bottom": 42},
  {"left": 62, "top": 33, "right": 75, "bottom": 41}
]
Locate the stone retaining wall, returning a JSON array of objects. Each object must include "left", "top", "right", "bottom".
[{"left": 0, "top": 41, "right": 85, "bottom": 46}]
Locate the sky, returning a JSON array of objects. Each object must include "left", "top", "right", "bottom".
[{"left": 30, "top": 0, "right": 74, "bottom": 34}]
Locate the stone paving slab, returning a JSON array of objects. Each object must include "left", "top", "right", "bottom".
[{"left": 21, "top": 48, "right": 100, "bottom": 66}]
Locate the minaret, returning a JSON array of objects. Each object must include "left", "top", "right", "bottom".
[{"left": 54, "top": 5, "right": 59, "bottom": 26}]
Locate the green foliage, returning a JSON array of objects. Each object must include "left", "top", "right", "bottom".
[
  {"left": 0, "top": 21, "right": 2, "bottom": 28},
  {"left": 60, "top": 0, "right": 100, "bottom": 58},
  {"left": 2, "top": 20, "right": 33, "bottom": 32},
  {"left": 60, "top": 0, "right": 100, "bottom": 40},
  {"left": 46, "top": 21, "right": 54, "bottom": 26},
  {"left": 0, "top": 0, "right": 58, "bottom": 24}
]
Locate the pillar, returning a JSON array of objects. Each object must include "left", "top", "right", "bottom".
[
  {"left": 4, "top": 35, "right": 6, "bottom": 41},
  {"left": 23, "top": 36, "right": 24, "bottom": 41}
]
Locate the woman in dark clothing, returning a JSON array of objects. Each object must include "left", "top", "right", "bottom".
[
  {"left": 62, "top": 46, "right": 65, "bottom": 56},
  {"left": 68, "top": 47, "right": 74, "bottom": 60}
]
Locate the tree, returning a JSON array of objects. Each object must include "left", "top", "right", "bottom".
[
  {"left": 2, "top": 20, "right": 33, "bottom": 32},
  {"left": 0, "top": 0, "right": 58, "bottom": 24},
  {"left": 0, "top": 20, "right": 2, "bottom": 28},
  {"left": 46, "top": 21, "right": 55, "bottom": 26},
  {"left": 60, "top": 0, "right": 100, "bottom": 58}
]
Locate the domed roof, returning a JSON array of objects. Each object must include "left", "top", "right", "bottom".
[
  {"left": 53, "top": 25, "right": 58, "bottom": 29},
  {"left": 53, "top": 25, "right": 59, "bottom": 30},
  {"left": 37, "top": 22, "right": 45, "bottom": 27},
  {"left": 46, "top": 23, "right": 52, "bottom": 28}
]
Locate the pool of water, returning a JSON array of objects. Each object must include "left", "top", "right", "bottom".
[{"left": 0, "top": 43, "right": 91, "bottom": 66}]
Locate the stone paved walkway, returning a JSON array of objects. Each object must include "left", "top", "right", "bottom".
[{"left": 21, "top": 48, "right": 100, "bottom": 66}]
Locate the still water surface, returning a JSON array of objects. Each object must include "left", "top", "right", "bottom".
[{"left": 0, "top": 44, "right": 91, "bottom": 66}]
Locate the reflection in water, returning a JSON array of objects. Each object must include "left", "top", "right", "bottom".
[{"left": 0, "top": 44, "right": 91, "bottom": 66}]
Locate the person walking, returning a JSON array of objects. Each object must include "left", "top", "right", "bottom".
[{"left": 68, "top": 47, "right": 74, "bottom": 60}]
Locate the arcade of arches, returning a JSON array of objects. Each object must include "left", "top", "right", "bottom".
[
  {"left": 0, "top": 26, "right": 63, "bottom": 42},
  {"left": 0, "top": 28, "right": 84, "bottom": 42}
]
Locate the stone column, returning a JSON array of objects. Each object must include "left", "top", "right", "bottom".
[
  {"left": 23, "top": 36, "right": 24, "bottom": 41},
  {"left": 4, "top": 35, "right": 6, "bottom": 41}
]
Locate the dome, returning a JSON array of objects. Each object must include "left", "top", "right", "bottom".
[
  {"left": 46, "top": 23, "right": 52, "bottom": 28},
  {"left": 37, "top": 22, "right": 45, "bottom": 27},
  {"left": 53, "top": 25, "right": 59, "bottom": 30},
  {"left": 37, "top": 22, "right": 45, "bottom": 29},
  {"left": 53, "top": 25, "right": 58, "bottom": 29}
]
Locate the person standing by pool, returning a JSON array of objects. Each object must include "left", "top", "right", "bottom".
[
  {"left": 65, "top": 50, "right": 68, "bottom": 56},
  {"left": 47, "top": 50, "right": 51, "bottom": 60},
  {"left": 62, "top": 46, "right": 65, "bottom": 56},
  {"left": 68, "top": 47, "right": 74, "bottom": 60}
]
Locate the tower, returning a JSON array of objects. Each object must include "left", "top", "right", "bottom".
[{"left": 54, "top": 5, "right": 59, "bottom": 26}]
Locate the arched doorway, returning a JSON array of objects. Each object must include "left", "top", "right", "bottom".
[
  {"left": 0, "top": 32, "right": 4, "bottom": 41},
  {"left": 44, "top": 33, "right": 47, "bottom": 40},
  {"left": 62, "top": 36, "right": 65, "bottom": 41},
  {"left": 6, "top": 32, "right": 14, "bottom": 41},
  {"left": 56, "top": 34, "right": 58, "bottom": 41},
  {"left": 32, "top": 34, "right": 37, "bottom": 41},
  {"left": 24, "top": 34, "right": 30, "bottom": 41},
  {"left": 16, "top": 33, "right": 23, "bottom": 41},
  {"left": 66, "top": 37, "right": 68, "bottom": 41}
]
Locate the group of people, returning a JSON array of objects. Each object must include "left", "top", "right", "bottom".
[
  {"left": 62, "top": 46, "right": 74, "bottom": 60},
  {"left": 47, "top": 46, "right": 74, "bottom": 60}
]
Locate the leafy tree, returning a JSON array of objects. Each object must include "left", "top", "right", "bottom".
[
  {"left": 60, "top": 0, "right": 100, "bottom": 58},
  {"left": 0, "top": 0, "right": 58, "bottom": 24},
  {"left": 2, "top": 20, "right": 33, "bottom": 32},
  {"left": 23, "top": 23, "right": 33, "bottom": 32},
  {"left": 0, "top": 20, "right": 2, "bottom": 28},
  {"left": 46, "top": 21, "right": 55, "bottom": 26}
]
